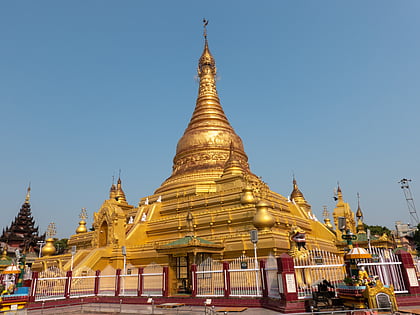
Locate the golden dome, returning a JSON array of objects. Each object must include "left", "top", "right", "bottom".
[
  {"left": 252, "top": 200, "right": 275, "bottom": 231},
  {"left": 324, "top": 217, "right": 333, "bottom": 230},
  {"left": 156, "top": 29, "right": 253, "bottom": 194},
  {"left": 76, "top": 220, "right": 87, "bottom": 234},
  {"left": 241, "top": 185, "right": 256, "bottom": 205},
  {"left": 41, "top": 238, "right": 56, "bottom": 257}
]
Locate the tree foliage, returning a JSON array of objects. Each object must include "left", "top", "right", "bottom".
[
  {"left": 53, "top": 238, "right": 68, "bottom": 255},
  {"left": 413, "top": 223, "right": 420, "bottom": 251},
  {"left": 363, "top": 224, "right": 392, "bottom": 237}
]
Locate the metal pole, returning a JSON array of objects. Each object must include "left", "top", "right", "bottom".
[
  {"left": 253, "top": 242, "right": 259, "bottom": 295},
  {"left": 71, "top": 246, "right": 76, "bottom": 272},
  {"left": 38, "top": 241, "right": 45, "bottom": 258},
  {"left": 122, "top": 246, "right": 126, "bottom": 295}
]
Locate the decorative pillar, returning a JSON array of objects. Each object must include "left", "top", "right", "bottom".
[
  {"left": 29, "top": 271, "right": 39, "bottom": 302},
  {"left": 137, "top": 267, "right": 144, "bottom": 297},
  {"left": 191, "top": 264, "right": 197, "bottom": 297},
  {"left": 64, "top": 271, "right": 72, "bottom": 299},
  {"left": 223, "top": 261, "right": 231, "bottom": 298},
  {"left": 115, "top": 269, "right": 121, "bottom": 297},
  {"left": 162, "top": 266, "right": 169, "bottom": 297},
  {"left": 260, "top": 260, "right": 268, "bottom": 297},
  {"left": 276, "top": 253, "right": 305, "bottom": 313},
  {"left": 94, "top": 270, "right": 101, "bottom": 296},
  {"left": 395, "top": 249, "right": 420, "bottom": 295}
]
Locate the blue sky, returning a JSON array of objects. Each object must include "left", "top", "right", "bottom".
[{"left": 1, "top": 1, "right": 420, "bottom": 239}]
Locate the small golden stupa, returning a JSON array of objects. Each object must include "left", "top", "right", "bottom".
[
  {"left": 76, "top": 208, "right": 88, "bottom": 234},
  {"left": 33, "top": 22, "right": 338, "bottom": 295},
  {"left": 41, "top": 223, "right": 56, "bottom": 257}
]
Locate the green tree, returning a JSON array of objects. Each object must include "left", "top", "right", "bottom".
[
  {"left": 363, "top": 224, "right": 392, "bottom": 237},
  {"left": 413, "top": 223, "right": 420, "bottom": 251},
  {"left": 53, "top": 238, "right": 68, "bottom": 255}
]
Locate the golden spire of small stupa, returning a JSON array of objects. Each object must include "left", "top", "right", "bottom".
[
  {"left": 115, "top": 176, "right": 127, "bottom": 204},
  {"left": 336, "top": 183, "right": 343, "bottom": 202},
  {"left": 322, "top": 205, "right": 333, "bottom": 229},
  {"left": 24, "top": 184, "right": 31, "bottom": 204},
  {"left": 109, "top": 175, "right": 117, "bottom": 199},
  {"left": 290, "top": 176, "right": 306, "bottom": 204},
  {"left": 356, "top": 192, "right": 365, "bottom": 233},
  {"left": 46, "top": 222, "right": 56, "bottom": 239},
  {"left": 222, "top": 142, "right": 244, "bottom": 176}
]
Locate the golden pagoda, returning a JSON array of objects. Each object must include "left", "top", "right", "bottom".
[
  {"left": 331, "top": 185, "right": 357, "bottom": 239},
  {"left": 33, "top": 23, "right": 339, "bottom": 295}
]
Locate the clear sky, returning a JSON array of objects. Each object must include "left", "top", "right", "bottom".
[{"left": 1, "top": 1, "right": 420, "bottom": 239}]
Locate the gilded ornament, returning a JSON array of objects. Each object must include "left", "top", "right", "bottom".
[
  {"left": 252, "top": 200, "right": 275, "bottom": 231},
  {"left": 241, "top": 185, "right": 255, "bottom": 205}
]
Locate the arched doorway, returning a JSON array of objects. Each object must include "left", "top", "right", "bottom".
[{"left": 99, "top": 221, "right": 108, "bottom": 247}]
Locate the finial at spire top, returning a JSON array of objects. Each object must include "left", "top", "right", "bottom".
[
  {"left": 203, "top": 18, "right": 209, "bottom": 39},
  {"left": 25, "top": 183, "right": 31, "bottom": 204}
]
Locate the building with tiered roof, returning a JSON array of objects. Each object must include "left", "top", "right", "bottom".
[{"left": 0, "top": 186, "right": 45, "bottom": 266}]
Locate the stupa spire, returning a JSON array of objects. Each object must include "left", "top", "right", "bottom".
[
  {"left": 115, "top": 176, "right": 127, "bottom": 204},
  {"left": 25, "top": 184, "right": 31, "bottom": 204},
  {"left": 290, "top": 176, "right": 306, "bottom": 204},
  {"left": 155, "top": 20, "right": 254, "bottom": 194}
]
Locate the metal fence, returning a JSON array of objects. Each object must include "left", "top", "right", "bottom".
[
  {"left": 141, "top": 263, "right": 164, "bottom": 297},
  {"left": 30, "top": 247, "right": 414, "bottom": 302},
  {"left": 229, "top": 255, "right": 261, "bottom": 297},
  {"left": 294, "top": 249, "right": 346, "bottom": 299},
  {"left": 357, "top": 247, "right": 407, "bottom": 293},
  {"left": 70, "top": 271, "right": 96, "bottom": 298},
  {"left": 195, "top": 255, "right": 262, "bottom": 297},
  {"left": 196, "top": 257, "right": 224, "bottom": 297},
  {"left": 33, "top": 264, "right": 164, "bottom": 301},
  {"left": 35, "top": 267, "right": 67, "bottom": 301}
]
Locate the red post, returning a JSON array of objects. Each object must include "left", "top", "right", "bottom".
[
  {"left": 277, "top": 254, "right": 298, "bottom": 300},
  {"left": 191, "top": 264, "right": 197, "bottom": 297},
  {"left": 29, "top": 271, "right": 39, "bottom": 302},
  {"left": 395, "top": 249, "right": 420, "bottom": 294},
  {"left": 162, "top": 266, "right": 169, "bottom": 297},
  {"left": 260, "top": 260, "right": 268, "bottom": 297},
  {"left": 64, "top": 271, "right": 72, "bottom": 299},
  {"left": 115, "top": 269, "right": 121, "bottom": 297},
  {"left": 94, "top": 270, "right": 101, "bottom": 296},
  {"left": 223, "top": 261, "right": 230, "bottom": 298},
  {"left": 137, "top": 267, "right": 144, "bottom": 297},
  {"left": 275, "top": 253, "right": 305, "bottom": 313}
]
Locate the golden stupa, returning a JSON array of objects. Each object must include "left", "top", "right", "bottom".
[{"left": 32, "top": 25, "right": 339, "bottom": 294}]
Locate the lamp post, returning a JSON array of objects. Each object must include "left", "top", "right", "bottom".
[
  {"left": 250, "top": 230, "right": 259, "bottom": 295},
  {"left": 342, "top": 230, "right": 357, "bottom": 249},
  {"left": 37, "top": 241, "right": 45, "bottom": 258},
  {"left": 122, "top": 246, "right": 126, "bottom": 295},
  {"left": 15, "top": 249, "right": 21, "bottom": 264},
  {"left": 71, "top": 246, "right": 76, "bottom": 271}
]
